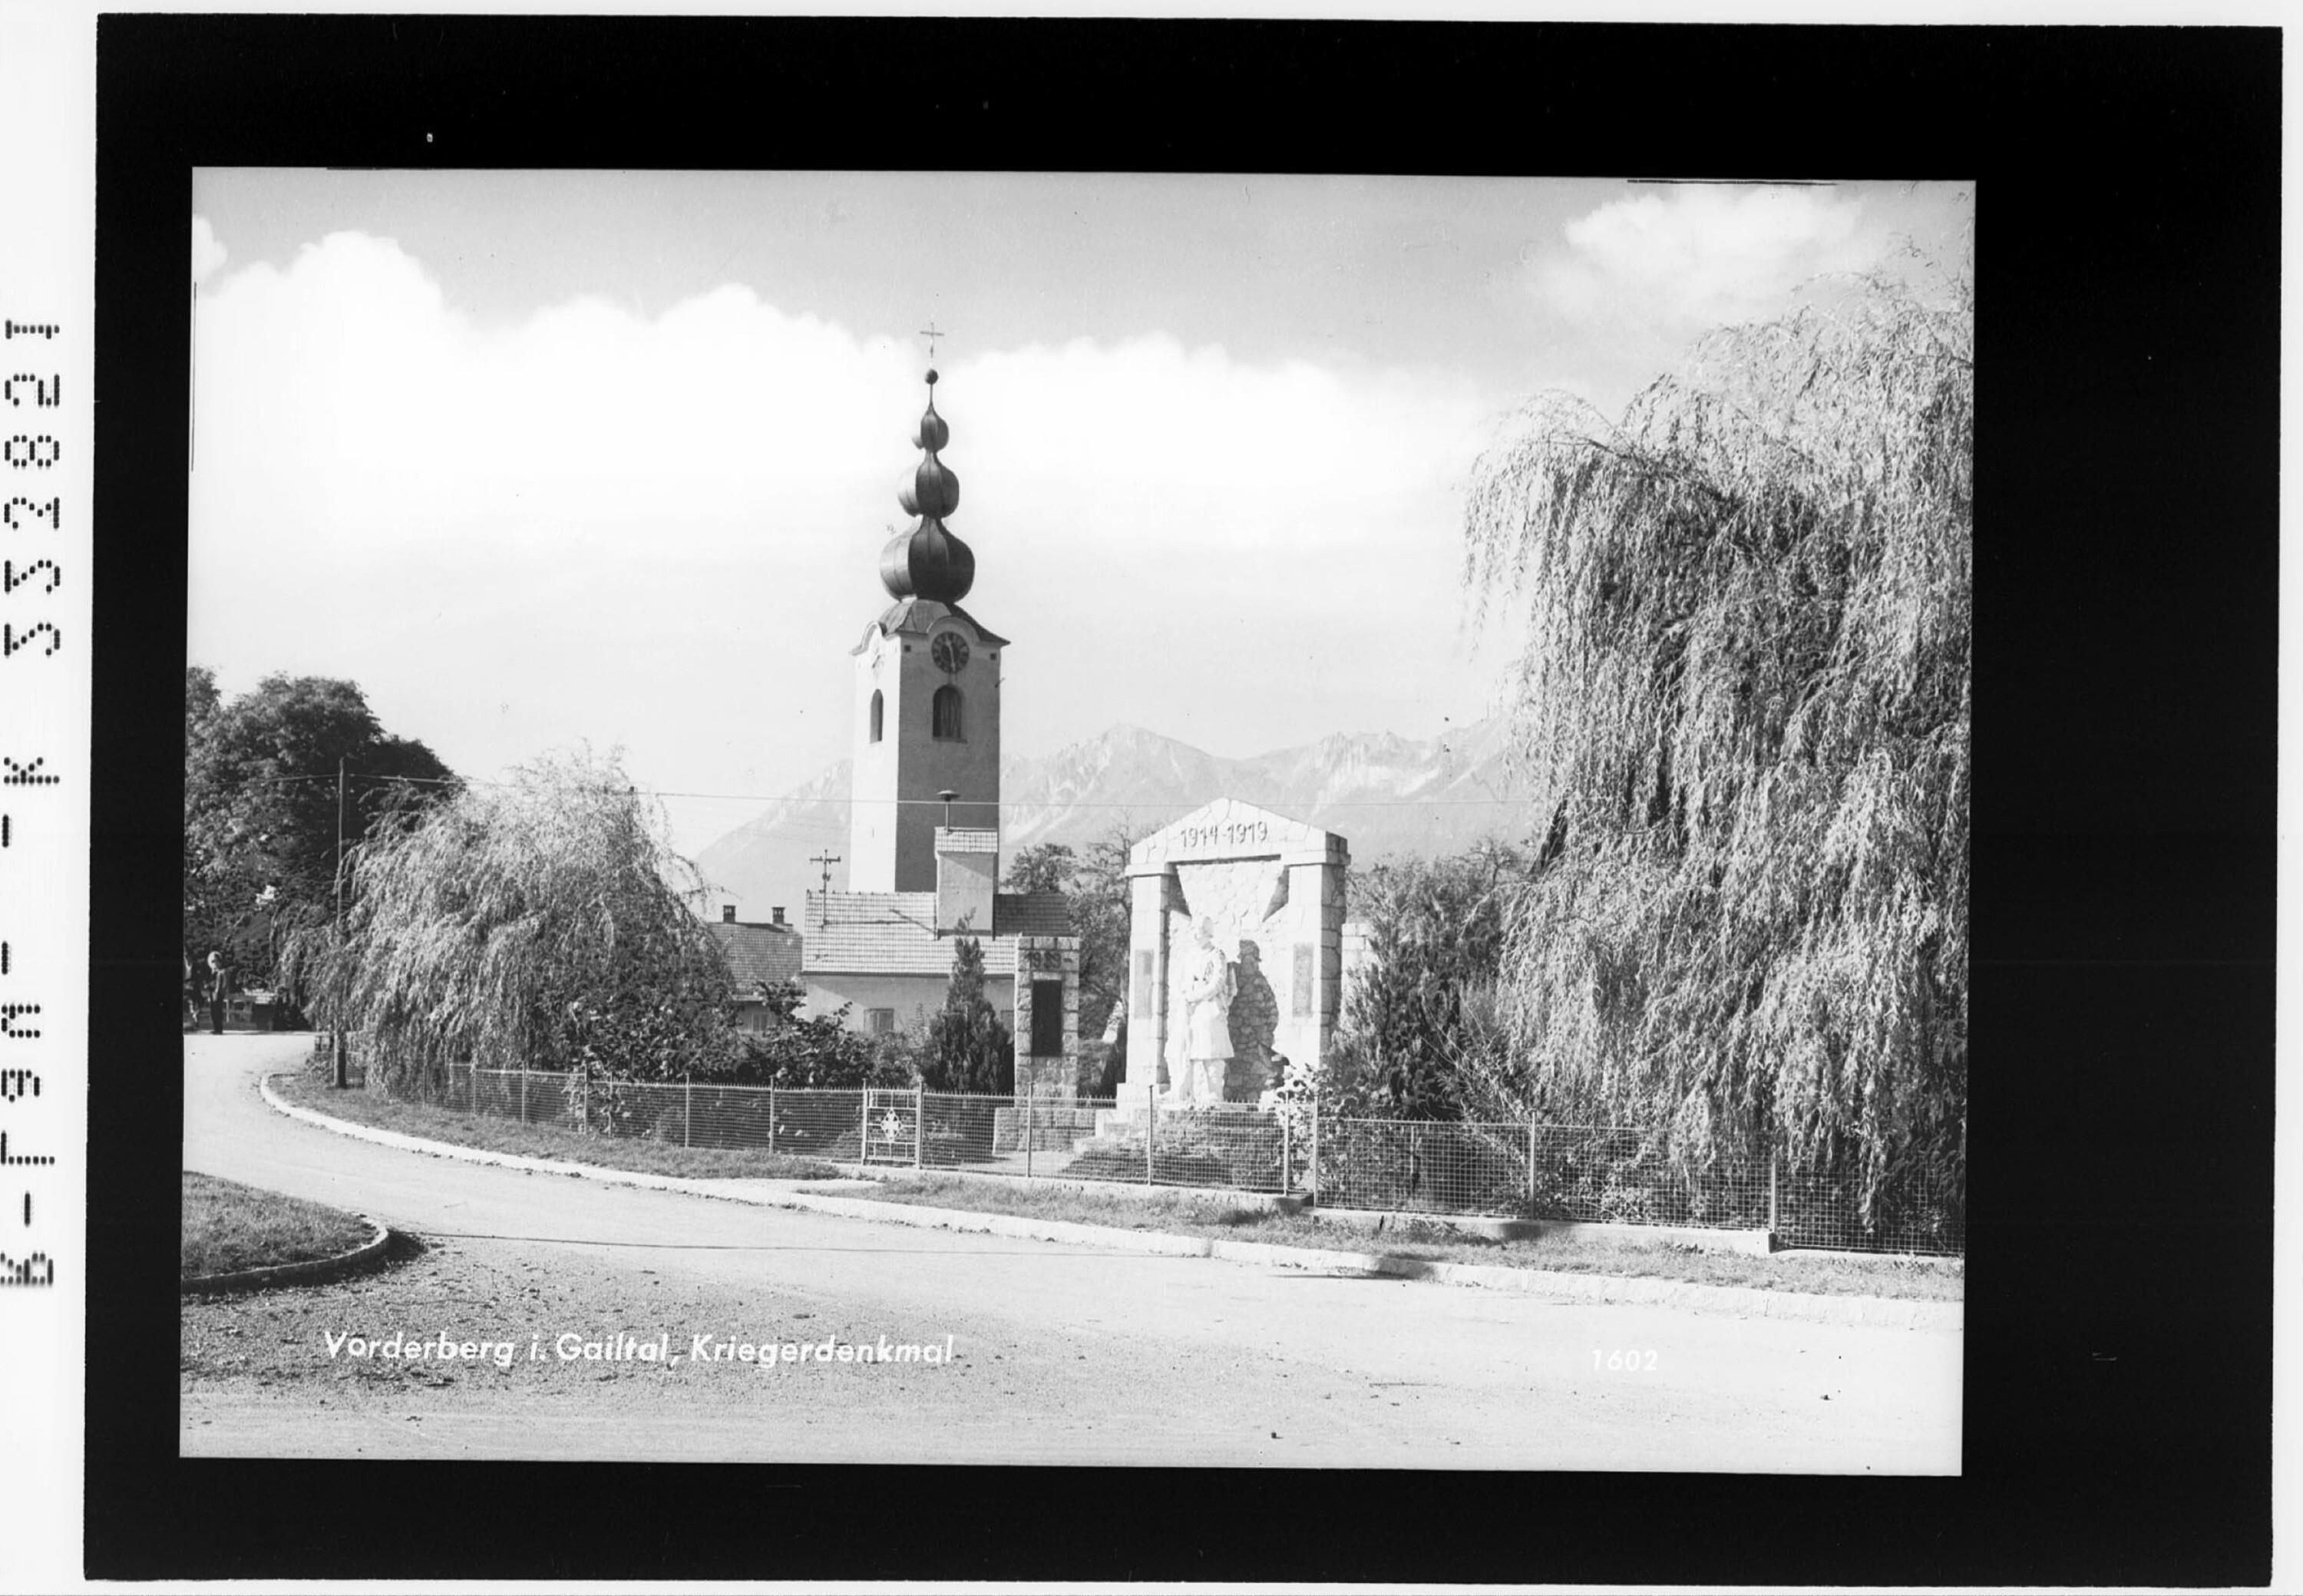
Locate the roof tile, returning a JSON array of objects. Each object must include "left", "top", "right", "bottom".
[
  {"left": 708, "top": 921, "right": 805, "bottom": 989},
  {"left": 799, "top": 890, "right": 1072, "bottom": 974}
]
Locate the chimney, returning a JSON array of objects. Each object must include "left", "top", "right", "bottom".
[
  {"left": 722, "top": 904, "right": 736, "bottom": 924},
  {"left": 772, "top": 907, "right": 785, "bottom": 927}
]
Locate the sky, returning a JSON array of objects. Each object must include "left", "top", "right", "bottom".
[{"left": 187, "top": 171, "right": 1971, "bottom": 858}]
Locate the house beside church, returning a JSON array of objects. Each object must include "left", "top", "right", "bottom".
[
  {"left": 794, "top": 367, "right": 1082, "bottom": 1093},
  {"left": 706, "top": 904, "right": 802, "bottom": 1032}
]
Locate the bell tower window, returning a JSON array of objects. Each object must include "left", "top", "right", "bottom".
[
  {"left": 868, "top": 689, "right": 884, "bottom": 743},
  {"left": 931, "top": 685, "right": 963, "bottom": 740}
]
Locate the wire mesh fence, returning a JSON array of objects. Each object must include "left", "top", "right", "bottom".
[
  {"left": 1313, "top": 1118, "right": 1961, "bottom": 1254},
  {"left": 1770, "top": 1161, "right": 1966, "bottom": 1257},
  {"left": 421, "top": 1064, "right": 1959, "bottom": 1254}
]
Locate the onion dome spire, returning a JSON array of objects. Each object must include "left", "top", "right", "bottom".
[{"left": 878, "top": 368, "right": 976, "bottom": 604}]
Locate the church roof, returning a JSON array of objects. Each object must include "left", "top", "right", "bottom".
[
  {"left": 801, "top": 891, "right": 1074, "bottom": 975},
  {"left": 857, "top": 597, "right": 1009, "bottom": 651},
  {"left": 878, "top": 369, "right": 977, "bottom": 605}
]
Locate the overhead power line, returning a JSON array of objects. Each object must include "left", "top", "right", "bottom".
[{"left": 214, "top": 770, "right": 1533, "bottom": 809}]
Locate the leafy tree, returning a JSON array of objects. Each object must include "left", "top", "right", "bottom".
[
  {"left": 1460, "top": 259, "right": 1971, "bottom": 1212},
  {"left": 184, "top": 669, "right": 454, "bottom": 990},
  {"left": 282, "top": 746, "right": 731, "bottom": 1100},
  {"left": 1001, "top": 821, "right": 1140, "bottom": 1052},
  {"left": 1001, "top": 842, "right": 1073, "bottom": 897},
  {"left": 1326, "top": 841, "right": 1529, "bottom": 1119},
  {"left": 1069, "top": 823, "right": 1138, "bottom": 1044},
  {"left": 186, "top": 664, "right": 220, "bottom": 735},
  {"left": 920, "top": 930, "right": 1011, "bottom": 1094}
]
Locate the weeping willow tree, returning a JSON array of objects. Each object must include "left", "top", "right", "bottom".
[
  {"left": 1461, "top": 263, "right": 1970, "bottom": 1215},
  {"left": 283, "top": 747, "right": 734, "bottom": 1099}
]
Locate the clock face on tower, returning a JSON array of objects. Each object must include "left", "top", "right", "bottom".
[{"left": 930, "top": 632, "right": 970, "bottom": 675}]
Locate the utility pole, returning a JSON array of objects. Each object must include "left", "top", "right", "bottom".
[
  {"left": 809, "top": 851, "right": 841, "bottom": 893},
  {"left": 332, "top": 756, "right": 348, "bottom": 1089}
]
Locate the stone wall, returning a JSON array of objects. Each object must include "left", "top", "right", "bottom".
[
  {"left": 991, "top": 1103, "right": 1102, "bottom": 1152},
  {"left": 1009, "top": 936, "right": 1081, "bottom": 1100}
]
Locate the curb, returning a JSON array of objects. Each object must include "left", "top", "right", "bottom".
[
  {"left": 258, "top": 1075, "right": 1961, "bottom": 1332},
  {"left": 182, "top": 1211, "right": 392, "bottom": 1295},
  {"left": 826, "top": 1159, "right": 1310, "bottom": 1214}
]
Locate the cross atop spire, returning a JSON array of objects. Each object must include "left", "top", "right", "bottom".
[{"left": 919, "top": 321, "right": 947, "bottom": 362}]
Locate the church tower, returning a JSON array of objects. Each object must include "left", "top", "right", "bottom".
[{"left": 847, "top": 368, "right": 1006, "bottom": 894}]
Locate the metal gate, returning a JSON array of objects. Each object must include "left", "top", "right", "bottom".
[{"left": 861, "top": 1087, "right": 920, "bottom": 1167}]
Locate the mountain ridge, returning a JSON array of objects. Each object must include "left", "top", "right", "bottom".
[{"left": 692, "top": 717, "right": 1533, "bottom": 919}]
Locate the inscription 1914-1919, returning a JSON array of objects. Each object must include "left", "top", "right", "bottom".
[{"left": 1174, "top": 819, "right": 1270, "bottom": 852}]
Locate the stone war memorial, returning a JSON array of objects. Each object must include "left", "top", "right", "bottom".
[{"left": 1106, "top": 798, "right": 1349, "bottom": 1124}]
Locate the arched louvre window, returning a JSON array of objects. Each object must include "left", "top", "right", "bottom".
[
  {"left": 932, "top": 685, "right": 963, "bottom": 740},
  {"left": 868, "top": 689, "right": 884, "bottom": 743}
]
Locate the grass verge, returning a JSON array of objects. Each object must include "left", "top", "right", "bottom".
[
  {"left": 266, "top": 1066, "right": 1955, "bottom": 1302},
  {"left": 271, "top": 1067, "right": 841, "bottom": 1181},
  {"left": 182, "top": 1171, "right": 374, "bottom": 1280},
  {"left": 811, "top": 1174, "right": 1964, "bottom": 1302}
]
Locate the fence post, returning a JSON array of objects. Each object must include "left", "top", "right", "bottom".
[
  {"left": 859, "top": 1089, "right": 871, "bottom": 1168},
  {"left": 1308, "top": 1096, "right": 1320, "bottom": 1204},
  {"left": 520, "top": 1069, "right": 528, "bottom": 1124},
  {"left": 1025, "top": 1081, "right": 1034, "bottom": 1181},
  {"left": 1281, "top": 1111, "right": 1291, "bottom": 1196},
  {"left": 1145, "top": 1085, "right": 1156, "bottom": 1186},
  {"left": 684, "top": 1073, "right": 692, "bottom": 1148},
  {"left": 1768, "top": 1146, "right": 1779, "bottom": 1241},
  {"left": 1528, "top": 1121, "right": 1537, "bottom": 1212},
  {"left": 914, "top": 1083, "right": 924, "bottom": 1169}
]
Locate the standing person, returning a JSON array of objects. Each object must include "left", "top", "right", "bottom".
[{"left": 206, "top": 950, "right": 231, "bottom": 1036}]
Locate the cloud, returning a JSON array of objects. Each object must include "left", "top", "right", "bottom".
[
  {"left": 1534, "top": 186, "right": 1882, "bottom": 335},
  {"left": 189, "top": 228, "right": 1502, "bottom": 829},
  {"left": 192, "top": 233, "right": 1483, "bottom": 563},
  {"left": 191, "top": 214, "right": 228, "bottom": 282},
  {"left": 193, "top": 234, "right": 902, "bottom": 559}
]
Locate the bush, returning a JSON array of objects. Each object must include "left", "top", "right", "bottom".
[
  {"left": 1079, "top": 1019, "right": 1126, "bottom": 1099},
  {"left": 725, "top": 980, "right": 892, "bottom": 1089}
]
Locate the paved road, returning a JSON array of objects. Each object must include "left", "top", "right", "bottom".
[{"left": 182, "top": 1036, "right": 1960, "bottom": 1470}]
